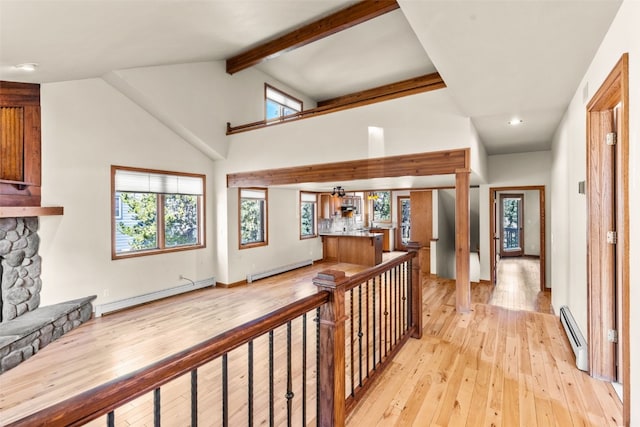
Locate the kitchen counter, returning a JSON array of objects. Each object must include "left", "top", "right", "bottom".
[
  {"left": 321, "top": 232, "right": 383, "bottom": 266},
  {"left": 319, "top": 231, "right": 382, "bottom": 238}
]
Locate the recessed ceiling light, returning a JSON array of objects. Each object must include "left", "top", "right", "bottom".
[
  {"left": 508, "top": 118, "right": 523, "bottom": 126},
  {"left": 14, "top": 63, "right": 38, "bottom": 72}
]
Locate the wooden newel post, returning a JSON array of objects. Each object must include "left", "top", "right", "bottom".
[
  {"left": 405, "top": 242, "right": 423, "bottom": 339},
  {"left": 313, "top": 269, "right": 349, "bottom": 427}
]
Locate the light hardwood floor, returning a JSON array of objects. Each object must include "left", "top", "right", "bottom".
[
  {"left": 346, "top": 274, "right": 623, "bottom": 427},
  {"left": 489, "top": 257, "right": 552, "bottom": 313},
  {"left": 0, "top": 256, "right": 622, "bottom": 426}
]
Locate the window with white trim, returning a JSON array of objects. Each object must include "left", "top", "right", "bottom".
[
  {"left": 265, "top": 84, "right": 302, "bottom": 121},
  {"left": 300, "top": 192, "right": 317, "bottom": 239},
  {"left": 112, "top": 166, "right": 205, "bottom": 259},
  {"left": 239, "top": 188, "right": 268, "bottom": 248}
]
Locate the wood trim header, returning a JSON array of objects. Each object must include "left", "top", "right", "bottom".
[
  {"left": 227, "top": 148, "right": 469, "bottom": 188},
  {"left": 226, "top": 1, "right": 400, "bottom": 74},
  {"left": 0, "top": 81, "right": 40, "bottom": 106}
]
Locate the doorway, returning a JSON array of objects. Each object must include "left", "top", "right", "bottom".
[
  {"left": 396, "top": 196, "right": 410, "bottom": 251},
  {"left": 586, "top": 54, "right": 629, "bottom": 424},
  {"left": 489, "top": 186, "right": 545, "bottom": 291}
]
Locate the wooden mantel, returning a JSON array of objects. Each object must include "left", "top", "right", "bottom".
[{"left": 0, "top": 206, "right": 64, "bottom": 218}]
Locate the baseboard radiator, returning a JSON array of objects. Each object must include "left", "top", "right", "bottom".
[
  {"left": 94, "top": 277, "right": 216, "bottom": 317},
  {"left": 559, "top": 305, "right": 588, "bottom": 371},
  {"left": 247, "top": 259, "right": 313, "bottom": 283}
]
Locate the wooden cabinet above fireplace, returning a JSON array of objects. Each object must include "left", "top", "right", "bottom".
[{"left": 0, "top": 81, "right": 62, "bottom": 217}]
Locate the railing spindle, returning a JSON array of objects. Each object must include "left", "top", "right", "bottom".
[
  {"left": 107, "top": 411, "right": 114, "bottom": 427},
  {"left": 286, "top": 321, "right": 294, "bottom": 427},
  {"left": 222, "top": 354, "right": 228, "bottom": 427},
  {"left": 153, "top": 388, "right": 160, "bottom": 427},
  {"left": 248, "top": 340, "right": 254, "bottom": 427},
  {"left": 191, "top": 369, "right": 198, "bottom": 427},
  {"left": 302, "top": 314, "right": 307, "bottom": 426},
  {"left": 358, "top": 284, "right": 363, "bottom": 387},
  {"left": 350, "top": 288, "right": 355, "bottom": 396},
  {"left": 269, "top": 331, "right": 274, "bottom": 427}
]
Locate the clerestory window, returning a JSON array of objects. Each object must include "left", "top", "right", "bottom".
[{"left": 265, "top": 84, "right": 302, "bottom": 122}]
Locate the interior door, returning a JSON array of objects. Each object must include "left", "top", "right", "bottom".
[
  {"left": 396, "top": 196, "right": 410, "bottom": 251},
  {"left": 499, "top": 194, "right": 524, "bottom": 257}
]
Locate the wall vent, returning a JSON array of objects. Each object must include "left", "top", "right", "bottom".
[
  {"left": 247, "top": 259, "right": 313, "bottom": 283},
  {"left": 94, "top": 277, "right": 215, "bottom": 317},
  {"left": 559, "top": 305, "right": 588, "bottom": 371}
]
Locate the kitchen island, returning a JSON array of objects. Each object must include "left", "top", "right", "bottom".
[{"left": 320, "top": 231, "right": 383, "bottom": 267}]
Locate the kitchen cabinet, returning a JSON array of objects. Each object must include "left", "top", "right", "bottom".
[
  {"left": 369, "top": 227, "right": 395, "bottom": 252},
  {"left": 321, "top": 231, "right": 383, "bottom": 266}
]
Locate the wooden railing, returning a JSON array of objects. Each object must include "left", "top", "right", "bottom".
[{"left": 7, "top": 246, "right": 421, "bottom": 427}]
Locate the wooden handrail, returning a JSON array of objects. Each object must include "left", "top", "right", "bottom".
[
  {"left": 344, "top": 251, "right": 415, "bottom": 291},
  {"left": 7, "top": 292, "right": 329, "bottom": 427}
]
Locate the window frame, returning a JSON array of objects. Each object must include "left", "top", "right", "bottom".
[
  {"left": 265, "top": 83, "right": 303, "bottom": 122},
  {"left": 111, "top": 165, "right": 206, "bottom": 260},
  {"left": 239, "top": 187, "right": 269, "bottom": 249},
  {"left": 300, "top": 192, "right": 318, "bottom": 239}
]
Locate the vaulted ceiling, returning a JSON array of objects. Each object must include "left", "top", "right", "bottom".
[{"left": 0, "top": 0, "right": 622, "bottom": 155}]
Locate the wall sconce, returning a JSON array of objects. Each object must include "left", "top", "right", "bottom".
[{"left": 331, "top": 186, "right": 346, "bottom": 197}]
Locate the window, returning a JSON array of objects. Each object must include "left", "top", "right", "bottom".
[
  {"left": 265, "top": 84, "right": 302, "bottom": 122},
  {"left": 372, "top": 191, "right": 391, "bottom": 222},
  {"left": 114, "top": 194, "right": 123, "bottom": 220},
  {"left": 239, "top": 188, "right": 268, "bottom": 248},
  {"left": 300, "top": 192, "right": 317, "bottom": 239},
  {"left": 112, "top": 166, "right": 205, "bottom": 259}
]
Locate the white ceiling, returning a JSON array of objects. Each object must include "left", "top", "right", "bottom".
[{"left": 0, "top": 0, "right": 622, "bottom": 158}]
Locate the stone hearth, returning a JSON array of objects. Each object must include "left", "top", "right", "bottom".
[{"left": 0, "top": 216, "right": 95, "bottom": 373}]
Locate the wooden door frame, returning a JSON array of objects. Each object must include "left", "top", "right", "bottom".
[
  {"left": 499, "top": 193, "right": 525, "bottom": 257},
  {"left": 489, "top": 186, "right": 545, "bottom": 291},
  {"left": 586, "top": 53, "right": 629, "bottom": 425}
]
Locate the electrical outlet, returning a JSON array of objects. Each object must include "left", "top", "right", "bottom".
[{"left": 179, "top": 274, "right": 184, "bottom": 280}]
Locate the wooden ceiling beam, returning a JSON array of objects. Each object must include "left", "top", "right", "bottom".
[
  {"left": 226, "top": 0, "right": 400, "bottom": 75},
  {"left": 227, "top": 148, "right": 469, "bottom": 188}
]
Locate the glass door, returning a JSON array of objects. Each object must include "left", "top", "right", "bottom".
[
  {"left": 396, "top": 196, "right": 411, "bottom": 251},
  {"left": 500, "top": 194, "right": 524, "bottom": 257}
]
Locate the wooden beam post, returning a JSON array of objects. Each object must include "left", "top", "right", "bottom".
[
  {"left": 313, "top": 269, "right": 349, "bottom": 427},
  {"left": 406, "top": 242, "right": 422, "bottom": 338},
  {"left": 455, "top": 169, "right": 471, "bottom": 313}
]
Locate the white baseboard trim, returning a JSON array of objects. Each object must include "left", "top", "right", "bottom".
[{"left": 94, "top": 277, "right": 215, "bottom": 317}]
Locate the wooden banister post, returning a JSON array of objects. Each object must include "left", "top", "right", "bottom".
[
  {"left": 405, "top": 242, "right": 423, "bottom": 339},
  {"left": 313, "top": 269, "right": 349, "bottom": 427}
]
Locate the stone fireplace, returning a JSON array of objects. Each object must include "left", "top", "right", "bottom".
[
  {"left": 0, "top": 215, "right": 95, "bottom": 373},
  {"left": 1, "top": 217, "right": 42, "bottom": 322}
]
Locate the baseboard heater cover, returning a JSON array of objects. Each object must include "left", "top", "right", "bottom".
[
  {"left": 559, "top": 305, "right": 588, "bottom": 372},
  {"left": 94, "top": 277, "right": 215, "bottom": 317},
  {"left": 247, "top": 259, "right": 313, "bottom": 283}
]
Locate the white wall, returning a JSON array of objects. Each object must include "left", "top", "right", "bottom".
[
  {"left": 550, "top": 2, "right": 640, "bottom": 422},
  {"left": 38, "top": 78, "right": 218, "bottom": 306},
  {"left": 478, "top": 151, "right": 551, "bottom": 285},
  {"left": 436, "top": 189, "right": 456, "bottom": 279}
]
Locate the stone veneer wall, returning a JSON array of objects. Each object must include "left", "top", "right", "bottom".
[{"left": 0, "top": 217, "right": 41, "bottom": 322}]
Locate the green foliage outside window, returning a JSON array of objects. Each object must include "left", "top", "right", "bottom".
[
  {"left": 240, "top": 198, "right": 265, "bottom": 245},
  {"left": 117, "top": 192, "right": 158, "bottom": 251},
  {"left": 117, "top": 192, "right": 199, "bottom": 253},
  {"left": 301, "top": 202, "right": 315, "bottom": 237},
  {"left": 164, "top": 195, "right": 198, "bottom": 247},
  {"left": 373, "top": 191, "right": 391, "bottom": 221}
]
